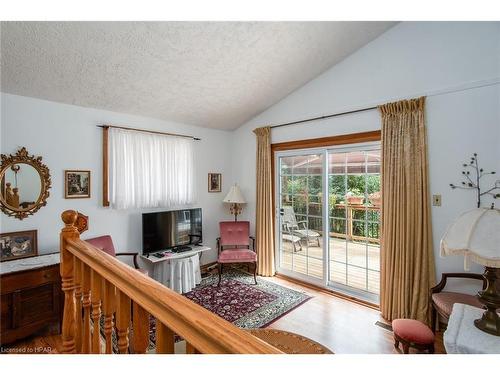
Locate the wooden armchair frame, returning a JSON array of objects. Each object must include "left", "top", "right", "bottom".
[
  {"left": 430, "top": 272, "right": 486, "bottom": 331},
  {"left": 115, "top": 252, "right": 140, "bottom": 270}
]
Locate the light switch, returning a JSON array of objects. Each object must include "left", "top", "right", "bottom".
[{"left": 432, "top": 195, "right": 442, "bottom": 206}]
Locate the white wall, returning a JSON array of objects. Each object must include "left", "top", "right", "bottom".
[
  {"left": 0, "top": 93, "right": 235, "bottom": 267},
  {"left": 232, "top": 21, "right": 500, "bottom": 291}
]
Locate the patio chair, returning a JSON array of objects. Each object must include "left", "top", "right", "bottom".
[
  {"left": 281, "top": 222, "right": 303, "bottom": 252},
  {"left": 282, "top": 206, "right": 321, "bottom": 247}
]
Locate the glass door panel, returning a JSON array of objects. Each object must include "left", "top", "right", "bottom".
[
  {"left": 278, "top": 153, "right": 324, "bottom": 281},
  {"left": 327, "top": 148, "right": 381, "bottom": 300}
]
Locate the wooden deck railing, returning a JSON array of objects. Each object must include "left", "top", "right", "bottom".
[{"left": 59, "top": 210, "right": 281, "bottom": 354}]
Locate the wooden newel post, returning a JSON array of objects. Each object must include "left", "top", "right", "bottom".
[{"left": 60, "top": 210, "right": 80, "bottom": 353}]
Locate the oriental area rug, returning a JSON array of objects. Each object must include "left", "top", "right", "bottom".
[{"left": 101, "top": 268, "right": 311, "bottom": 352}]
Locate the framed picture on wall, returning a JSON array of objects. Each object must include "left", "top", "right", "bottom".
[
  {"left": 0, "top": 230, "right": 38, "bottom": 262},
  {"left": 65, "top": 170, "right": 91, "bottom": 199},
  {"left": 208, "top": 173, "right": 222, "bottom": 192}
]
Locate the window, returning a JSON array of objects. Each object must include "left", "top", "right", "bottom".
[{"left": 107, "top": 127, "right": 195, "bottom": 209}]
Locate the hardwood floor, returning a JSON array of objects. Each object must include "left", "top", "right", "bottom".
[
  {"left": 2, "top": 274, "right": 444, "bottom": 354},
  {"left": 266, "top": 275, "right": 444, "bottom": 354}
]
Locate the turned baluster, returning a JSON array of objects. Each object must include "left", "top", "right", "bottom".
[
  {"left": 102, "top": 280, "right": 116, "bottom": 354},
  {"left": 131, "top": 303, "right": 150, "bottom": 354},
  {"left": 60, "top": 210, "right": 80, "bottom": 353},
  {"left": 91, "top": 270, "right": 102, "bottom": 354},
  {"left": 74, "top": 257, "right": 83, "bottom": 353},
  {"left": 81, "top": 263, "right": 92, "bottom": 353},
  {"left": 116, "top": 290, "right": 131, "bottom": 354},
  {"left": 156, "top": 320, "right": 175, "bottom": 354},
  {"left": 186, "top": 342, "right": 200, "bottom": 354}
]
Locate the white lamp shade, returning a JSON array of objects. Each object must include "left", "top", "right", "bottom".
[
  {"left": 223, "top": 184, "right": 246, "bottom": 204},
  {"left": 440, "top": 208, "right": 500, "bottom": 270}
]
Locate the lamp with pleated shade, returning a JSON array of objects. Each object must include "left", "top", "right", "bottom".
[
  {"left": 440, "top": 207, "right": 500, "bottom": 335},
  {"left": 223, "top": 184, "right": 246, "bottom": 221}
]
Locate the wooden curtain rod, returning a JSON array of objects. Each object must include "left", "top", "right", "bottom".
[
  {"left": 270, "top": 106, "right": 378, "bottom": 129},
  {"left": 98, "top": 125, "right": 201, "bottom": 141}
]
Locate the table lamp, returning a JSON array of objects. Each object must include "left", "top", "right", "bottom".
[
  {"left": 440, "top": 207, "right": 500, "bottom": 336},
  {"left": 223, "top": 184, "right": 246, "bottom": 221}
]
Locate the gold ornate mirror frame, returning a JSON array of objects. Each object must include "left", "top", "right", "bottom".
[{"left": 0, "top": 147, "right": 51, "bottom": 220}]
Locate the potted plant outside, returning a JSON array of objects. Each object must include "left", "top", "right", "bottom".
[{"left": 345, "top": 189, "right": 364, "bottom": 205}]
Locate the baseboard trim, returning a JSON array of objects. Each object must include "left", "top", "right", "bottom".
[{"left": 275, "top": 273, "right": 380, "bottom": 311}]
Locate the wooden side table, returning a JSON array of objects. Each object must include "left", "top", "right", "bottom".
[
  {"left": 444, "top": 303, "right": 500, "bottom": 354},
  {"left": 0, "top": 253, "right": 63, "bottom": 345}
]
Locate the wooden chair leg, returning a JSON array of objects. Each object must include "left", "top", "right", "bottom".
[
  {"left": 217, "top": 264, "right": 223, "bottom": 286},
  {"left": 394, "top": 338, "right": 399, "bottom": 349},
  {"left": 428, "top": 344, "right": 435, "bottom": 354},
  {"left": 402, "top": 343, "right": 409, "bottom": 354},
  {"left": 253, "top": 262, "right": 257, "bottom": 285},
  {"left": 431, "top": 306, "right": 437, "bottom": 333}
]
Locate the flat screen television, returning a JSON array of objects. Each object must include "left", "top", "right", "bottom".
[{"left": 142, "top": 208, "right": 202, "bottom": 254}]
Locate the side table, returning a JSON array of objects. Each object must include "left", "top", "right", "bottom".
[{"left": 444, "top": 303, "right": 500, "bottom": 354}]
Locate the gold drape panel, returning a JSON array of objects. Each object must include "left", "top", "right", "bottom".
[
  {"left": 379, "top": 97, "right": 436, "bottom": 324},
  {"left": 253, "top": 126, "right": 275, "bottom": 276}
]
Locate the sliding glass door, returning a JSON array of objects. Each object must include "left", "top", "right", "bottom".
[{"left": 276, "top": 144, "right": 381, "bottom": 303}]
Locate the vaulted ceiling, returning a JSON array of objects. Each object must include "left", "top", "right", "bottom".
[{"left": 1, "top": 22, "right": 396, "bottom": 130}]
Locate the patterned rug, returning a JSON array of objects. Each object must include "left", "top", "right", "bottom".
[{"left": 101, "top": 268, "right": 311, "bottom": 352}]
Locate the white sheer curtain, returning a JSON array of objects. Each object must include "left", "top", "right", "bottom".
[{"left": 109, "top": 128, "right": 195, "bottom": 209}]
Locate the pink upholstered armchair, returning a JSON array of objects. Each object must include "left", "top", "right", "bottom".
[
  {"left": 85, "top": 235, "right": 146, "bottom": 274},
  {"left": 217, "top": 221, "right": 257, "bottom": 286}
]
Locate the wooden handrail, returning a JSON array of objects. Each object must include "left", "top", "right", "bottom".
[{"left": 60, "top": 210, "right": 281, "bottom": 354}]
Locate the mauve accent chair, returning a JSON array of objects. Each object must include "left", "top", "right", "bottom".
[
  {"left": 85, "top": 235, "right": 147, "bottom": 275},
  {"left": 217, "top": 221, "right": 257, "bottom": 286}
]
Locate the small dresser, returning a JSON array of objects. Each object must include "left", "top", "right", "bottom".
[{"left": 0, "top": 253, "right": 62, "bottom": 346}]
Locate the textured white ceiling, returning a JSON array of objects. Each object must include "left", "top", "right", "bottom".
[{"left": 1, "top": 22, "right": 395, "bottom": 130}]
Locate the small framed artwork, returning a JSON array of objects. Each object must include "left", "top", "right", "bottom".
[
  {"left": 208, "top": 173, "right": 222, "bottom": 192},
  {"left": 65, "top": 170, "right": 91, "bottom": 199},
  {"left": 0, "top": 230, "right": 38, "bottom": 262}
]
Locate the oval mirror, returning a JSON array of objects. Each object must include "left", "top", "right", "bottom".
[{"left": 0, "top": 148, "right": 51, "bottom": 220}]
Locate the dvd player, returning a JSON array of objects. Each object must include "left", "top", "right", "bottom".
[{"left": 171, "top": 245, "right": 192, "bottom": 253}]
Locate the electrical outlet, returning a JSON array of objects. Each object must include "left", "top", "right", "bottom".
[{"left": 432, "top": 195, "right": 442, "bottom": 206}]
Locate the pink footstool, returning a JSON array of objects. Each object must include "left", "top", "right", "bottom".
[{"left": 392, "top": 319, "right": 435, "bottom": 354}]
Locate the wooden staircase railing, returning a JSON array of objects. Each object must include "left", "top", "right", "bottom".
[{"left": 59, "top": 210, "right": 281, "bottom": 354}]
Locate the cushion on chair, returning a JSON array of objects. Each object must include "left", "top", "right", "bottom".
[
  {"left": 432, "top": 291, "right": 483, "bottom": 317},
  {"left": 85, "top": 235, "right": 117, "bottom": 257},
  {"left": 392, "top": 319, "right": 434, "bottom": 345},
  {"left": 219, "top": 221, "right": 250, "bottom": 247},
  {"left": 218, "top": 249, "right": 257, "bottom": 263}
]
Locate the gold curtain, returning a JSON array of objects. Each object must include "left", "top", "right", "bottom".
[
  {"left": 253, "top": 126, "right": 275, "bottom": 276},
  {"left": 379, "top": 97, "right": 436, "bottom": 324}
]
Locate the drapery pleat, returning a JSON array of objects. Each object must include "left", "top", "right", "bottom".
[
  {"left": 253, "top": 126, "right": 275, "bottom": 276},
  {"left": 379, "top": 97, "right": 436, "bottom": 324}
]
